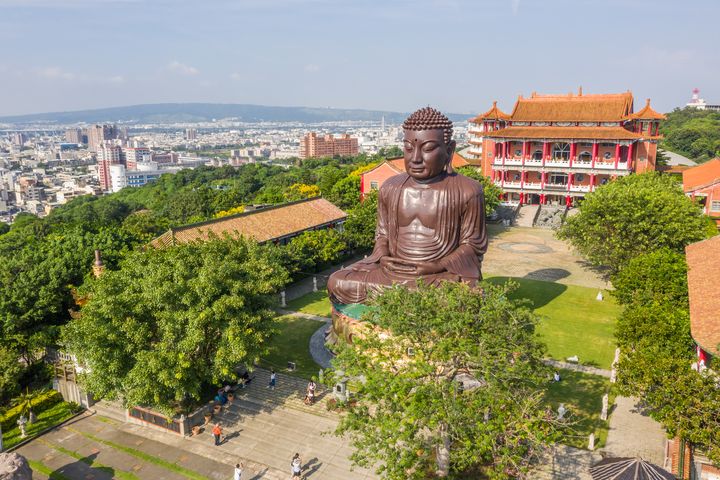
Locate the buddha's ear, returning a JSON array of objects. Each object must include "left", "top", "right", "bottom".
[{"left": 445, "top": 140, "right": 456, "bottom": 173}]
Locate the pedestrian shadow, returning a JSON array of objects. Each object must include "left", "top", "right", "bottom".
[
  {"left": 221, "top": 430, "right": 242, "bottom": 444},
  {"left": 51, "top": 452, "right": 116, "bottom": 480},
  {"left": 303, "top": 457, "right": 323, "bottom": 478},
  {"left": 248, "top": 467, "right": 268, "bottom": 479}
]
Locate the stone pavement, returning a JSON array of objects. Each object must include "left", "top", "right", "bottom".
[
  {"left": 543, "top": 359, "right": 611, "bottom": 378},
  {"left": 530, "top": 445, "right": 602, "bottom": 480},
  {"left": 603, "top": 396, "right": 667, "bottom": 467},
  {"left": 483, "top": 225, "right": 610, "bottom": 289}
]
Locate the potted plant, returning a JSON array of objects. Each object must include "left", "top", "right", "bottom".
[
  {"left": 204, "top": 411, "right": 212, "bottom": 424},
  {"left": 212, "top": 403, "right": 222, "bottom": 414},
  {"left": 227, "top": 391, "right": 235, "bottom": 401},
  {"left": 191, "top": 425, "right": 202, "bottom": 436}
]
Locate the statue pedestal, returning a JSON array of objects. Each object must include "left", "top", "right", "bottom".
[{"left": 328, "top": 303, "right": 373, "bottom": 344}]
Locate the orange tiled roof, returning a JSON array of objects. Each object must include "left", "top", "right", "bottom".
[
  {"left": 482, "top": 126, "right": 646, "bottom": 140},
  {"left": 150, "top": 197, "right": 347, "bottom": 248},
  {"left": 627, "top": 99, "right": 666, "bottom": 120},
  {"left": 686, "top": 235, "right": 720, "bottom": 356},
  {"left": 509, "top": 91, "right": 634, "bottom": 122},
  {"left": 682, "top": 158, "right": 720, "bottom": 192},
  {"left": 385, "top": 152, "right": 470, "bottom": 171},
  {"left": 470, "top": 101, "right": 511, "bottom": 123}
]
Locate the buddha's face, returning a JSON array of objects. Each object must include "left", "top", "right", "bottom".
[{"left": 403, "top": 129, "right": 455, "bottom": 182}]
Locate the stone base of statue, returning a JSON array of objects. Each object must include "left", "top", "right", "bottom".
[{"left": 327, "top": 303, "right": 373, "bottom": 345}]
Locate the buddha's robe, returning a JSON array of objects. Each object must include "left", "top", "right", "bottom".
[{"left": 328, "top": 172, "right": 487, "bottom": 304}]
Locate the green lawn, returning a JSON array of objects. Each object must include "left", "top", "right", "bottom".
[
  {"left": 260, "top": 315, "right": 324, "bottom": 379},
  {"left": 544, "top": 369, "right": 613, "bottom": 449},
  {"left": 1, "top": 398, "right": 78, "bottom": 450},
  {"left": 486, "top": 277, "right": 620, "bottom": 368},
  {"left": 286, "top": 290, "right": 332, "bottom": 317}
]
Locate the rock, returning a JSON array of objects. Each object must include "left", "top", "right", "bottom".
[{"left": 0, "top": 452, "right": 33, "bottom": 480}]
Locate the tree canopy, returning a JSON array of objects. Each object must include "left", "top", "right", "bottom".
[
  {"left": 331, "top": 281, "right": 560, "bottom": 479},
  {"left": 62, "top": 237, "right": 289, "bottom": 415},
  {"left": 558, "top": 172, "right": 708, "bottom": 274},
  {"left": 456, "top": 166, "right": 504, "bottom": 216},
  {"left": 661, "top": 107, "right": 720, "bottom": 163}
]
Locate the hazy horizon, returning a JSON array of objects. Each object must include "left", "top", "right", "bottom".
[{"left": 1, "top": 0, "right": 718, "bottom": 117}]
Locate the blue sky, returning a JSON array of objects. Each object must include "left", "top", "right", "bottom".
[{"left": 0, "top": 0, "right": 718, "bottom": 116}]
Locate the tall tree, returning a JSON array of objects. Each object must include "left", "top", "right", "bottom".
[
  {"left": 62, "top": 237, "right": 289, "bottom": 415},
  {"left": 332, "top": 281, "right": 559, "bottom": 479},
  {"left": 558, "top": 172, "right": 708, "bottom": 274},
  {"left": 343, "top": 191, "right": 378, "bottom": 250},
  {"left": 456, "top": 166, "right": 504, "bottom": 216}
]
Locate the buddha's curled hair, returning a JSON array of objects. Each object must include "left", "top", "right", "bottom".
[{"left": 402, "top": 107, "right": 453, "bottom": 144}]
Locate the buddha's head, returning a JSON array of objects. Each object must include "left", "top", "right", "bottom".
[{"left": 402, "top": 107, "right": 456, "bottom": 182}]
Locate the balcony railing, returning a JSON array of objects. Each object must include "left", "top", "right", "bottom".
[
  {"left": 525, "top": 158, "right": 543, "bottom": 166},
  {"left": 544, "top": 183, "right": 568, "bottom": 190},
  {"left": 545, "top": 159, "right": 570, "bottom": 167},
  {"left": 570, "top": 185, "right": 592, "bottom": 192},
  {"left": 524, "top": 182, "right": 541, "bottom": 190},
  {"left": 595, "top": 162, "right": 616, "bottom": 170},
  {"left": 573, "top": 160, "right": 593, "bottom": 167},
  {"left": 502, "top": 181, "right": 521, "bottom": 188}
]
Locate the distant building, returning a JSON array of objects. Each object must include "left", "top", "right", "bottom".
[
  {"left": 686, "top": 88, "right": 720, "bottom": 112},
  {"left": 469, "top": 90, "right": 665, "bottom": 207},
  {"left": 97, "top": 144, "right": 123, "bottom": 191},
  {"left": 122, "top": 147, "right": 152, "bottom": 169},
  {"left": 11, "top": 132, "right": 26, "bottom": 147},
  {"left": 151, "top": 197, "right": 346, "bottom": 248},
  {"left": 682, "top": 158, "right": 720, "bottom": 226},
  {"left": 65, "top": 128, "right": 83, "bottom": 144},
  {"left": 360, "top": 153, "right": 470, "bottom": 199},
  {"left": 184, "top": 128, "right": 197, "bottom": 141},
  {"left": 299, "top": 132, "right": 359, "bottom": 159},
  {"left": 88, "top": 124, "right": 118, "bottom": 151}
]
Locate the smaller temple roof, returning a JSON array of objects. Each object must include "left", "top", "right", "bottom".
[
  {"left": 470, "top": 101, "right": 511, "bottom": 123},
  {"left": 682, "top": 158, "right": 720, "bottom": 192},
  {"left": 627, "top": 99, "right": 666, "bottom": 120},
  {"left": 686, "top": 235, "right": 720, "bottom": 356},
  {"left": 482, "top": 126, "right": 647, "bottom": 141},
  {"left": 150, "top": 197, "right": 347, "bottom": 248}
]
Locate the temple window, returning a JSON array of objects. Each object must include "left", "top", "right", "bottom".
[
  {"left": 370, "top": 181, "right": 379, "bottom": 190},
  {"left": 532, "top": 150, "right": 543, "bottom": 160},
  {"left": 552, "top": 143, "right": 571, "bottom": 160},
  {"left": 579, "top": 151, "right": 592, "bottom": 162}
]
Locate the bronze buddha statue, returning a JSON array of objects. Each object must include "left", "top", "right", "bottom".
[{"left": 328, "top": 107, "right": 488, "bottom": 305}]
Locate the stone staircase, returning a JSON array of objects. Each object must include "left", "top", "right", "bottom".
[
  {"left": 534, "top": 205, "right": 567, "bottom": 229},
  {"left": 513, "top": 204, "right": 540, "bottom": 227}
]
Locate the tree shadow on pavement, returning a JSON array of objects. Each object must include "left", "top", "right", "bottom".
[
  {"left": 303, "top": 457, "right": 323, "bottom": 478},
  {"left": 51, "top": 452, "right": 116, "bottom": 480}
]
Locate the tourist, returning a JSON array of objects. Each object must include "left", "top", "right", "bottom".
[
  {"left": 553, "top": 372, "right": 561, "bottom": 382},
  {"left": 212, "top": 423, "right": 223, "bottom": 446},
  {"left": 233, "top": 462, "right": 243, "bottom": 480},
  {"left": 291, "top": 453, "right": 302, "bottom": 479},
  {"left": 268, "top": 369, "right": 276, "bottom": 390},
  {"left": 305, "top": 380, "right": 316, "bottom": 405}
]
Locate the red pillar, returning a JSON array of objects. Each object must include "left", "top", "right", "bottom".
[
  {"left": 540, "top": 193, "right": 545, "bottom": 204},
  {"left": 592, "top": 143, "right": 599, "bottom": 168},
  {"left": 614, "top": 143, "right": 620, "bottom": 169},
  {"left": 565, "top": 195, "right": 572, "bottom": 207},
  {"left": 519, "top": 192, "right": 524, "bottom": 205},
  {"left": 569, "top": 142, "right": 576, "bottom": 167},
  {"left": 627, "top": 142, "right": 634, "bottom": 170},
  {"left": 541, "top": 171, "right": 546, "bottom": 189},
  {"left": 500, "top": 141, "right": 505, "bottom": 160},
  {"left": 520, "top": 170, "right": 525, "bottom": 188},
  {"left": 567, "top": 173, "right": 573, "bottom": 191},
  {"left": 590, "top": 174, "right": 595, "bottom": 191},
  {"left": 501, "top": 170, "right": 505, "bottom": 187}
]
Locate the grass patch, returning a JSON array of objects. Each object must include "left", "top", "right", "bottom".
[
  {"left": 261, "top": 315, "right": 324, "bottom": 379},
  {"left": 1, "top": 399, "right": 77, "bottom": 450},
  {"left": 487, "top": 277, "right": 620, "bottom": 368},
  {"left": 38, "top": 438, "right": 139, "bottom": 480},
  {"left": 67, "top": 427, "right": 209, "bottom": 480},
  {"left": 544, "top": 369, "right": 613, "bottom": 449},
  {"left": 28, "top": 460, "right": 72, "bottom": 480},
  {"left": 286, "top": 289, "right": 332, "bottom": 317}
]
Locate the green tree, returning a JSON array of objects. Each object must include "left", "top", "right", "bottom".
[
  {"left": 558, "top": 173, "right": 708, "bottom": 274},
  {"left": 0, "top": 346, "right": 24, "bottom": 403},
  {"left": 611, "top": 249, "right": 688, "bottom": 307},
  {"left": 285, "top": 229, "right": 347, "bottom": 273},
  {"left": 343, "top": 191, "right": 378, "bottom": 250},
  {"left": 328, "top": 175, "right": 361, "bottom": 210},
  {"left": 62, "top": 237, "right": 289, "bottom": 415},
  {"left": 456, "top": 166, "right": 504, "bottom": 216},
  {"left": 332, "top": 281, "right": 559, "bottom": 479}
]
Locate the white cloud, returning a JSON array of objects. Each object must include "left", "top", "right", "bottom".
[
  {"left": 36, "top": 66, "right": 76, "bottom": 80},
  {"left": 167, "top": 60, "right": 199, "bottom": 76},
  {"left": 511, "top": 0, "right": 520, "bottom": 15},
  {"left": 230, "top": 72, "right": 244, "bottom": 80},
  {"left": 304, "top": 63, "right": 320, "bottom": 73}
]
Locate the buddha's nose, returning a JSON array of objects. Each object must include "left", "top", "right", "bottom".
[{"left": 411, "top": 148, "right": 422, "bottom": 164}]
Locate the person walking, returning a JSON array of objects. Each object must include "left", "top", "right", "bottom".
[
  {"left": 290, "top": 453, "right": 302, "bottom": 479},
  {"left": 212, "top": 423, "right": 223, "bottom": 446},
  {"left": 233, "top": 462, "right": 243, "bottom": 480},
  {"left": 305, "top": 380, "right": 316, "bottom": 405},
  {"left": 268, "top": 369, "right": 276, "bottom": 390}
]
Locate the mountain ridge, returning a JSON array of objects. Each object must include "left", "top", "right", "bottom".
[{"left": 0, "top": 103, "right": 472, "bottom": 125}]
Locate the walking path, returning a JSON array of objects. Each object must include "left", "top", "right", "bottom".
[
  {"left": 603, "top": 396, "right": 667, "bottom": 467},
  {"left": 543, "top": 359, "right": 611, "bottom": 378}
]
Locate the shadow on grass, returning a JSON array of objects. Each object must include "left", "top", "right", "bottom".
[
  {"left": 524, "top": 268, "right": 571, "bottom": 282},
  {"left": 51, "top": 452, "right": 116, "bottom": 480},
  {"left": 484, "top": 276, "right": 568, "bottom": 309}
]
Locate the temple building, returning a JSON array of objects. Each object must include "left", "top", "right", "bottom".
[
  {"left": 150, "top": 197, "right": 346, "bottom": 248},
  {"left": 468, "top": 90, "right": 665, "bottom": 207},
  {"left": 682, "top": 158, "right": 720, "bottom": 227}
]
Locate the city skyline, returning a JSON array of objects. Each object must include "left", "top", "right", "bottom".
[{"left": 0, "top": 0, "right": 718, "bottom": 116}]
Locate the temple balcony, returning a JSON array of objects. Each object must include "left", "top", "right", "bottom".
[
  {"left": 502, "top": 181, "right": 522, "bottom": 188},
  {"left": 570, "top": 185, "right": 592, "bottom": 192},
  {"left": 544, "top": 183, "right": 568, "bottom": 191},
  {"left": 525, "top": 158, "right": 543, "bottom": 166},
  {"left": 595, "top": 162, "right": 617, "bottom": 170},
  {"left": 545, "top": 158, "right": 570, "bottom": 167},
  {"left": 523, "top": 182, "right": 542, "bottom": 190},
  {"left": 468, "top": 125, "right": 483, "bottom": 134}
]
